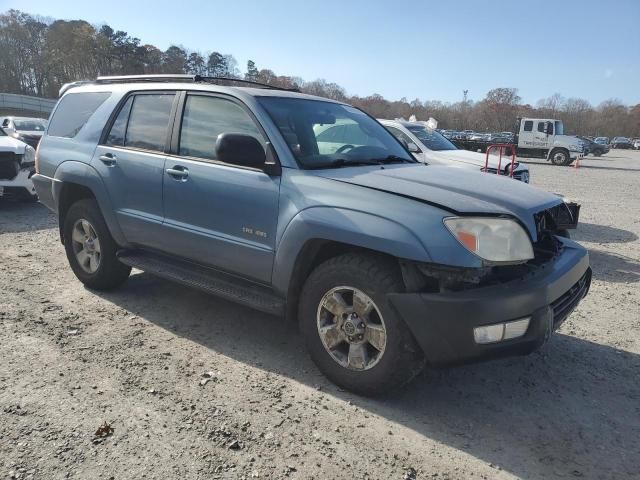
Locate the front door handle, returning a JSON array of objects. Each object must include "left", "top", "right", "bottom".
[
  {"left": 166, "top": 166, "right": 189, "bottom": 180},
  {"left": 99, "top": 153, "right": 117, "bottom": 166}
]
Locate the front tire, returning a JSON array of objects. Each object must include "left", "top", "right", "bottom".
[
  {"left": 63, "top": 199, "right": 131, "bottom": 290},
  {"left": 550, "top": 149, "right": 572, "bottom": 166},
  {"left": 298, "top": 253, "right": 424, "bottom": 396}
]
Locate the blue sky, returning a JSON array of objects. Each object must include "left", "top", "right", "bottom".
[{"left": 3, "top": 0, "right": 639, "bottom": 105}]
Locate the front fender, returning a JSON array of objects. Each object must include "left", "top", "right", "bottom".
[
  {"left": 53, "top": 160, "right": 127, "bottom": 246},
  {"left": 271, "top": 207, "right": 432, "bottom": 296}
]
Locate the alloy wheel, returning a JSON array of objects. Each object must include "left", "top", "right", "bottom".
[
  {"left": 71, "top": 219, "right": 102, "bottom": 274},
  {"left": 316, "top": 286, "right": 387, "bottom": 371}
]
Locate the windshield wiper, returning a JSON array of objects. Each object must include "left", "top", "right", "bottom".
[
  {"left": 307, "top": 158, "right": 381, "bottom": 169},
  {"left": 368, "top": 155, "right": 413, "bottom": 164},
  {"left": 307, "top": 155, "right": 413, "bottom": 170}
]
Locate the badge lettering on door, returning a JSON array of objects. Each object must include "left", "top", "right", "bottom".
[{"left": 242, "top": 227, "right": 267, "bottom": 239}]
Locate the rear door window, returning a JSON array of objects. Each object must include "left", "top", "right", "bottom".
[
  {"left": 48, "top": 92, "right": 111, "bottom": 138},
  {"left": 536, "top": 122, "right": 554, "bottom": 134},
  {"left": 105, "top": 97, "right": 133, "bottom": 146},
  {"left": 124, "top": 93, "right": 175, "bottom": 152},
  {"left": 523, "top": 120, "right": 533, "bottom": 132}
]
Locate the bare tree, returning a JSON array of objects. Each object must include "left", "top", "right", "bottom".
[
  {"left": 0, "top": 9, "right": 637, "bottom": 138},
  {"left": 483, "top": 88, "right": 522, "bottom": 131}
]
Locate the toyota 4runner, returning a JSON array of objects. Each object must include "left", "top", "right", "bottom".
[{"left": 32, "top": 75, "right": 591, "bottom": 395}]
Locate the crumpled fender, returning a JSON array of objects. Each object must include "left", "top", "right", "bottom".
[{"left": 271, "top": 206, "right": 432, "bottom": 296}]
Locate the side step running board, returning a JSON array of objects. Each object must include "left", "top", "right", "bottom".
[{"left": 117, "top": 250, "right": 285, "bottom": 316}]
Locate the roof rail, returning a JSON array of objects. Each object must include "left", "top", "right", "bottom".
[
  {"left": 59, "top": 80, "right": 93, "bottom": 97},
  {"left": 194, "top": 76, "right": 300, "bottom": 92},
  {"left": 95, "top": 74, "right": 194, "bottom": 83},
  {"left": 92, "top": 74, "right": 299, "bottom": 92}
]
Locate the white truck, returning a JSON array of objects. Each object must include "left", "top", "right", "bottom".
[{"left": 514, "top": 118, "right": 585, "bottom": 166}]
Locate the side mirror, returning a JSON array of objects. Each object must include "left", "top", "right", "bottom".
[
  {"left": 407, "top": 142, "right": 421, "bottom": 153},
  {"left": 216, "top": 133, "right": 267, "bottom": 170}
]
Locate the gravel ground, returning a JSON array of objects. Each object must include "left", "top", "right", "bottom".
[{"left": 1, "top": 150, "right": 639, "bottom": 480}]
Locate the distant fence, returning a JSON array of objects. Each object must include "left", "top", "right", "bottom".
[{"left": 0, "top": 93, "right": 57, "bottom": 117}]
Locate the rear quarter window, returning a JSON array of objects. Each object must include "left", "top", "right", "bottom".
[{"left": 47, "top": 92, "right": 111, "bottom": 138}]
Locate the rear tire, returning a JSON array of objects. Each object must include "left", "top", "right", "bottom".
[
  {"left": 63, "top": 199, "right": 131, "bottom": 290},
  {"left": 298, "top": 253, "right": 424, "bottom": 396}
]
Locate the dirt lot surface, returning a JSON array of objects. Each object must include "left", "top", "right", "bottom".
[{"left": 1, "top": 151, "right": 639, "bottom": 480}]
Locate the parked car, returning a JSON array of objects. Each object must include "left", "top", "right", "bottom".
[
  {"left": 467, "top": 132, "right": 486, "bottom": 141},
  {"left": 1, "top": 116, "right": 48, "bottom": 148},
  {"left": 0, "top": 126, "right": 38, "bottom": 201},
  {"left": 33, "top": 75, "right": 591, "bottom": 395},
  {"left": 380, "top": 119, "right": 531, "bottom": 182},
  {"left": 594, "top": 137, "right": 609, "bottom": 145},
  {"left": 634, "top": 139, "right": 640, "bottom": 150},
  {"left": 610, "top": 137, "right": 632, "bottom": 149},
  {"left": 460, "top": 129, "right": 475, "bottom": 139},
  {"left": 579, "top": 136, "right": 609, "bottom": 157}
]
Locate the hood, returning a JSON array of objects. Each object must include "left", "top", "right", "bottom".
[
  {"left": 0, "top": 136, "right": 28, "bottom": 153},
  {"left": 311, "top": 164, "right": 562, "bottom": 239},
  {"left": 423, "top": 148, "right": 519, "bottom": 170}
]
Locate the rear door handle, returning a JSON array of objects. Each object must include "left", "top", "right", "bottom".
[
  {"left": 99, "top": 153, "right": 117, "bottom": 166},
  {"left": 166, "top": 166, "right": 189, "bottom": 180}
]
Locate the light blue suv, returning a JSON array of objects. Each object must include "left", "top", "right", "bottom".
[{"left": 33, "top": 75, "right": 590, "bottom": 395}]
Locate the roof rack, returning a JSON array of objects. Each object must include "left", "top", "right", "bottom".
[{"left": 93, "top": 74, "right": 300, "bottom": 92}]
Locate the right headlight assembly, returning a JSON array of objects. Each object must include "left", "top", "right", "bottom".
[{"left": 444, "top": 217, "right": 534, "bottom": 263}]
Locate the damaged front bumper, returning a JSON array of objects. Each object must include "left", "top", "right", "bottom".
[
  {"left": 389, "top": 238, "right": 591, "bottom": 366},
  {"left": 0, "top": 167, "right": 37, "bottom": 199}
]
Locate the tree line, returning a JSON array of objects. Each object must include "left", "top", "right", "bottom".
[{"left": 1, "top": 10, "right": 638, "bottom": 137}]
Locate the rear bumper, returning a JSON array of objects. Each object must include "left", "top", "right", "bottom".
[
  {"left": 31, "top": 173, "right": 57, "bottom": 211},
  {"left": 388, "top": 239, "right": 591, "bottom": 366}
]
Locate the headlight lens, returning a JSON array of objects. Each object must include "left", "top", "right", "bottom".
[
  {"left": 444, "top": 217, "right": 534, "bottom": 263},
  {"left": 23, "top": 145, "right": 36, "bottom": 165}
]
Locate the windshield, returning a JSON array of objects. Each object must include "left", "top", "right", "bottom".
[
  {"left": 257, "top": 97, "right": 414, "bottom": 169},
  {"left": 554, "top": 121, "right": 564, "bottom": 136},
  {"left": 406, "top": 126, "right": 457, "bottom": 151},
  {"left": 14, "top": 119, "right": 47, "bottom": 131}
]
